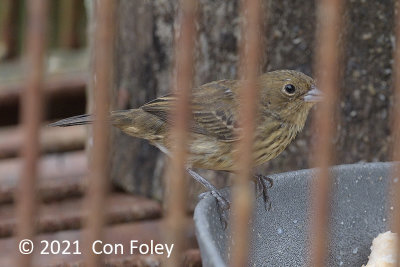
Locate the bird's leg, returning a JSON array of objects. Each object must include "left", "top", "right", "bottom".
[
  {"left": 253, "top": 174, "right": 274, "bottom": 211},
  {"left": 186, "top": 168, "right": 230, "bottom": 210},
  {"left": 186, "top": 168, "right": 230, "bottom": 228}
]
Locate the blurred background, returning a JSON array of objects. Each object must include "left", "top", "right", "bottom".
[{"left": 0, "top": 0, "right": 395, "bottom": 265}]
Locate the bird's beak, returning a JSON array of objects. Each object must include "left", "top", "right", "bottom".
[{"left": 304, "top": 85, "right": 323, "bottom": 103}]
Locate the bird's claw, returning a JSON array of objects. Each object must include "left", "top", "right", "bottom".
[
  {"left": 198, "top": 190, "right": 230, "bottom": 229},
  {"left": 211, "top": 190, "right": 230, "bottom": 229},
  {"left": 253, "top": 174, "right": 273, "bottom": 211},
  {"left": 211, "top": 190, "right": 230, "bottom": 210}
]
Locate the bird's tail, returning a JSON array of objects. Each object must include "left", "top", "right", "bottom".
[
  {"left": 49, "top": 110, "right": 131, "bottom": 127},
  {"left": 48, "top": 114, "right": 93, "bottom": 127}
]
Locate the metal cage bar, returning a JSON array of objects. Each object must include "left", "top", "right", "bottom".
[
  {"left": 15, "top": 0, "right": 48, "bottom": 266},
  {"left": 164, "top": 0, "right": 197, "bottom": 266},
  {"left": 391, "top": 1, "right": 400, "bottom": 265},
  {"left": 309, "top": 0, "right": 343, "bottom": 266},
  {"left": 230, "top": 0, "right": 263, "bottom": 266},
  {"left": 83, "top": 1, "right": 115, "bottom": 266}
]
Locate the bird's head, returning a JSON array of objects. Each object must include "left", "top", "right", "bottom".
[{"left": 259, "top": 70, "right": 322, "bottom": 126}]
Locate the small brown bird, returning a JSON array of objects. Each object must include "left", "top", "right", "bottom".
[{"left": 50, "top": 69, "right": 321, "bottom": 208}]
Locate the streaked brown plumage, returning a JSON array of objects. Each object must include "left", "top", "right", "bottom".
[{"left": 50, "top": 70, "right": 321, "bottom": 173}]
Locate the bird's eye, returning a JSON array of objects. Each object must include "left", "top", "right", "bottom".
[{"left": 283, "top": 84, "right": 296, "bottom": 95}]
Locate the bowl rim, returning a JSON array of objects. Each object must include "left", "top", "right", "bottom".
[{"left": 193, "top": 161, "right": 394, "bottom": 266}]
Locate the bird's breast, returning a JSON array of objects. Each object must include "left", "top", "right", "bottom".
[
  {"left": 176, "top": 122, "right": 300, "bottom": 171},
  {"left": 253, "top": 122, "right": 299, "bottom": 166}
]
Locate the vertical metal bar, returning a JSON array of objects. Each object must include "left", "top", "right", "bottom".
[
  {"left": 309, "top": 0, "right": 342, "bottom": 266},
  {"left": 1, "top": 0, "right": 21, "bottom": 59},
  {"left": 165, "top": 0, "right": 197, "bottom": 266},
  {"left": 230, "top": 0, "right": 263, "bottom": 266},
  {"left": 83, "top": 1, "right": 114, "bottom": 266},
  {"left": 391, "top": 1, "right": 400, "bottom": 265},
  {"left": 15, "top": 0, "right": 48, "bottom": 266}
]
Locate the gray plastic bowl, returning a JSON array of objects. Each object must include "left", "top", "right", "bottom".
[{"left": 194, "top": 162, "right": 396, "bottom": 267}]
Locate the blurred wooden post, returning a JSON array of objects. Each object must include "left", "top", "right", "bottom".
[
  {"left": 230, "top": 0, "right": 263, "bottom": 266},
  {"left": 59, "top": 0, "right": 81, "bottom": 49},
  {"left": 15, "top": 0, "right": 48, "bottom": 266},
  {"left": 391, "top": 0, "right": 400, "bottom": 265},
  {"left": 309, "top": 0, "right": 342, "bottom": 266},
  {"left": 1, "top": 0, "right": 20, "bottom": 59},
  {"left": 83, "top": 0, "right": 114, "bottom": 266},
  {"left": 107, "top": 0, "right": 162, "bottom": 202},
  {"left": 164, "top": 0, "right": 197, "bottom": 266}
]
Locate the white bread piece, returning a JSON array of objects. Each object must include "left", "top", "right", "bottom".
[{"left": 363, "top": 231, "right": 398, "bottom": 267}]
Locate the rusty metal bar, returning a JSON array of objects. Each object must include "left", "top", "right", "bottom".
[
  {"left": 309, "top": 0, "right": 343, "bottom": 266},
  {"left": 230, "top": 0, "right": 263, "bottom": 266},
  {"left": 1, "top": 0, "right": 20, "bottom": 59},
  {"left": 83, "top": 1, "right": 115, "bottom": 266},
  {"left": 164, "top": 0, "right": 197, "bottom": 266},
  {"left": 391, "top": 1, "right": 400, "bottom": 265},
  {"left": 15, "top": 0, "right": 48, "bottom": 266}
]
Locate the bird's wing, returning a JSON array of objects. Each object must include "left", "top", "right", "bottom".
[{"left": 141, "top": 79, "right": 240, "bottom": 142}]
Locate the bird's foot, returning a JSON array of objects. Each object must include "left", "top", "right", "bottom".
[
  {"left": 210, "top": 190, "right": 230, "bottom": 211},
  {"left": 253, "top": 174, "right": 274, "bottom": 211},
  {"left": 213, "top": 191, "right": 230, "bottom": 229},
  {"left": 188, "top": 168, "right": 230, "bottom": 228},
  {"left": 199, "top": 190, "right": 230, "bottom": 209},
  {"left": 199, "top": 190, "right": 230, "bottom": 229}
]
